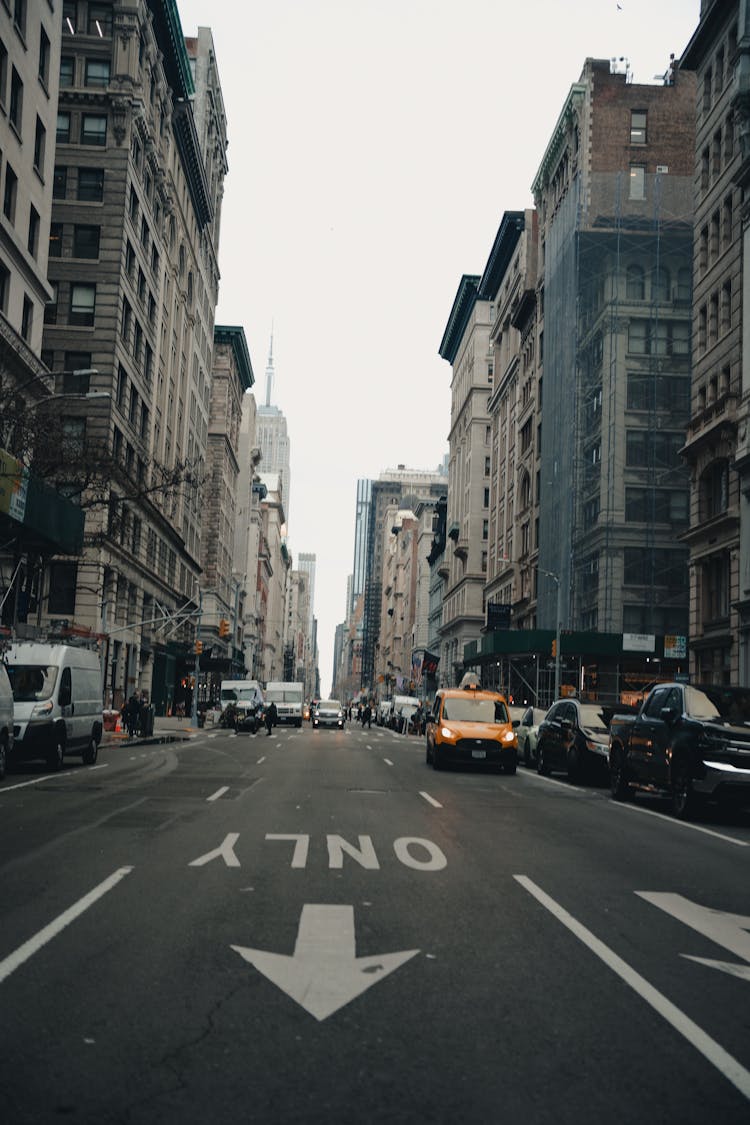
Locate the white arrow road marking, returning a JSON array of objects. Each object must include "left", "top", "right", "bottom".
[
  {"left": 637, "top": 893, "right": 750, "bottom": 981},
  {"left": 231, "top": 904, "right": 419, "bottom": 1021},
  {"left": 189, "top": 832, "right": 240, "bottom": 867},
  {"left": 516, "top": 876, "right": 750, "bottom": 1102}
]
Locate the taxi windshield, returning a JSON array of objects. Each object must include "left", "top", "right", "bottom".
[{"left": 442, "top": 697, "right": 508, "bottom": 724}]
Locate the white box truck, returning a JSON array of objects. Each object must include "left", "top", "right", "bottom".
[{"left": 264, "top": 681, "right": 304, "bottom": 727}]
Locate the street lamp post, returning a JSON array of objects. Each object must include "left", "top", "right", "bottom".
[
  {"left": 190, "top": 587, "right": 203, "bottom": 728},
  {"left": 500, "top": 556, "right": 562, "bottom": 702}
]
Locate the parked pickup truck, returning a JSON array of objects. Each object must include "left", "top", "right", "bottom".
[{"left": 608, "top": 682, "right": 750, "bottom": 819}]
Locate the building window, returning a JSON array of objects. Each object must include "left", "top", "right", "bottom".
[
  {"left": 48, "top": 222, "right": 63, "bottom": 257},
  {"left": 484, "top": 456, "right": 491, "bottom": 477},
  {"left": 3, "top": 163, "right": 17, "bottom": 222},
  {"left": 723, "top": 193, "right": 733, "bottom": 248},
  {"left": 56, "top": 112, "right": 71, "bottom": 143},
  {"left": 84, "top": 58, "right": 110, "bottom": 87},
  {"left": 626, "top": 373, "right": 690, "bottom": 413},
  {"left": 59, "top": 55, "right": 74, "bottom": 87},
  {"left": 121, "top": 297, "right": 132, "bottom": 342},
  {"left": 116, "top": 364, "right": 127, "bottom": 407},
  {"left": 78, "top": 167, "right": 104, "bottom": 201},
  {"left": 702, "top": 554, "right": 729, "bottom": 623},
  {"left": 27, "top": 204, "right": 39, "bottom": 257},
  {"left": 700, "top": 461, "right": 729, "bottom": 522},
  {"left": 626, "top": 430, "right": 684, "bottom": 468},
  {"left": 626, "top": 264, "right": 644, "bottom": 300},
  {"left": 630, "top": 110, "right": 647, "bottom": 144},
  {"left": 0, "top": 39, "right": 7, "bottom": 111},
  {"left": 124, "top": 240, "right": 135, "bottom": 276},
  {"left": 39, "top": 26, "right": 51, "bottom": 87},
  {"left": 9, "top": 66, "right": 22, "bottom": 133},
  {"left": 703, "top": 67, "right": 713, "bottom": 114},
  {"left": 0, "top": 259, "right": 9, "bottom": 313},
  {"left": 73, "top": 224, "right": 100, "bottom": 259},
  {"left": 62, "top": 417, "right": 86, "bottom": 455},
  {"left": 64, "top": 352, "right": 92, "bottom": 383},
  {"left": 33, "top": 117, "right": 46, "bottom": 175},
  {"left": 81, "top": 114, "right": 107, "bottom": 146},
  {"left": 21, "top": 294, "right": 32, "bottom": 340},
  {"left": 628, "top": 319, "right": 689, "bottom": 356},
  {"left": 48, "top": 562, "right": 78, "bottom": 616},
  {"left": 88, "top": 3, "right": 113, "bottom": 37},
  {"left": 629, "top": 165, "right": 645, "bottom": 200},
  {"left": 44, "top": 281, "right": 58, "bottom": 324},
  {"left": 721, "top": 280, "right": 732, "bottom": 333},
  {"left": 652, "top": 267, "right": 670, "bottom": 302},
  {"left": 70, "top": 283, "right": 96, "bottom": 325}
]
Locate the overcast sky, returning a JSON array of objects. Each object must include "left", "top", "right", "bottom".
[{"left": 175, "top": 0, "right": 701, "bottom": 695}]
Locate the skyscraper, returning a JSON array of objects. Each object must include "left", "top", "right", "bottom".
[{"left": 256, "top": 332, "right": 291, "bottom": 524}]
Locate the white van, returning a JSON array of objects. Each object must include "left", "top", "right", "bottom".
[
  {"left": 0, "top": 663, "right": 13, "bottom": 779},
  {"left": 5, "top": 642, "right": 103, "bottom": 770}
]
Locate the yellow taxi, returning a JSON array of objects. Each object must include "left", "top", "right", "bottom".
[{"left": 425, "top": 674, "right": 517, "bottom": 773}]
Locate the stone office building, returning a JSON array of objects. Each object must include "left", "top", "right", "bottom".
[
  {"left": 42, "top": 2, "right": 227, "bottom": 712},
  {"left": 681, "top": 3, "right": 747, "bottom": 685},
  {"left": 532, "top": 58, "right": 695, "bottom": 697}
]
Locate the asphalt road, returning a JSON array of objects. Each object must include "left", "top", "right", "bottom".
[{"left": 1, "top": 722, "right": 749, "bottom": 1124}]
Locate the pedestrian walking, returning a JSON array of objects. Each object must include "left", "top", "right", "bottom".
[
  {"left": 265, "top": 700, "right": 278, "bottom": 735},
  {"left": 125, "top": 694, "right": 139, "bottom": 737}
]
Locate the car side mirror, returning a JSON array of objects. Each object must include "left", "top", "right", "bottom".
[
  {"left": 512, "top": 719, "right": 520, "bottom": 728},
  {"left": 660, "top": 706, "right": 678, "bottom": 724}
]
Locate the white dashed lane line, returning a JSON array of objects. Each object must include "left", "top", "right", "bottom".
[
  {"left": 419, "top": 791, "right": 443, "bottom": 809},
  {"left": 207, "top": 786, "right": 229, "bottom": 802}
]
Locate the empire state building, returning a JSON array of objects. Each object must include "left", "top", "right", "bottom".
[{"left": 256, "top": 333, "right": 292, "bottom": 525}]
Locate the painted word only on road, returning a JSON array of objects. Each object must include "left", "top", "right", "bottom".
[{"left": 189, "top": 834, "right": 447, "bottom": 871}]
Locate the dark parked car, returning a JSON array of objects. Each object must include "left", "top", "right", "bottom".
[
  {"left": 536, "top": 698, "right": 610, "bottom": 782},
  {"left": 609, "top": 682, "right": 750, "bottom": 818}
]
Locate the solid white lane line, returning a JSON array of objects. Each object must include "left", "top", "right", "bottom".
[
  {"left": 420, "top": 791, "right": 443, "bottom": 808},
  {"left": 0, "top": 770, "right": 78, "bottom": 792},
  {"left": 384, "top": 758, "right": 394, "bottom": 766},
  {"left": 0, "top": 867, "right": 134, "bottom": 986},
  {"left": 609, "top": 799, "right": 749, "bottom": 848},
  {"left": 522, "top": 771, "right": 589, "bottom": 793},
  {"left": 207, "top": 786, "right": 229, "bottom": 802},
  {"left": 514, "top": 875, "right": 750, "bottom": 1102}
]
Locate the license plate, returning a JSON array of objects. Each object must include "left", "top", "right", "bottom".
[{"left": 472, "top": 749, "right": 486, "bottom": 759}]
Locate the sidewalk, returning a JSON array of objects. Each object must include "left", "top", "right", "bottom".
[{"left": 101, "top": 715, "right": 200, "bottom": 749}]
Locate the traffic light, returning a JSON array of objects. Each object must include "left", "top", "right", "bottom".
[
  {"left": 551, "top": 639, "right": 557, "bottom": 657},
  {"left": 195, "top": 639, "right": 203, "bottom": 655},
  {"left": 219, "top": 618, "right": 230, "bottom": 638}
]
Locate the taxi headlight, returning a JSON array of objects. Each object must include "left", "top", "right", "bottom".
[
  {"left": 440, "top": 726, "right": 456, "bottom": 741},
  {"left": 502, "top": 729, "right": 516, "bottom": 743}
]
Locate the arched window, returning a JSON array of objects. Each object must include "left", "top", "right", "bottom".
[
  {"left": 626, "top": 264, "right": 644, "bottom": 300},
  {"left": 519, "top": 470, "right": 532, "bottom": 512}
]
